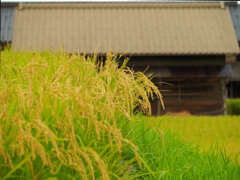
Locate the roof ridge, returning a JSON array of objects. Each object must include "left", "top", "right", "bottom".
[{"left": 19, "top": 2, "right": 222, "bottom": 9}]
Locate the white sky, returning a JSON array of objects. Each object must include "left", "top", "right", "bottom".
[
  {"left": 1, "top": 0, "right": 240, "bottom": 6},
  {"left": 1, "top": 0, "right": 240, "bottom": 3}
]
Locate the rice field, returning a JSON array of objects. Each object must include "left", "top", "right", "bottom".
[
  {"left": 1, "top": 49, "right": 163, "bottom": 179},
  {"left": 144, "top": 116, "right": 240, "bottom": 163},
  {"left": 1, "top": 49, "right": 239, "bottom": 179}
]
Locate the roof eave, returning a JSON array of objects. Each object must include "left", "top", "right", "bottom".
[{"left": 1, "top": 2, "right": 18, "bottom": 7}]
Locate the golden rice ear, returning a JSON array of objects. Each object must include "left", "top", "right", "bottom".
[
  {"left": 121, "top": 138, "right": 142, "bottom": 169},
  {"left": 1, "top": 50, "right": 164, "bottom": 179},
  {"left": 84, "top": 148, "right": 111, "bottom": 180},
  {"left": 76, "top": 149, "right": 95, "bottom": 180},
  {"left": 64, "top": 107, "right": 78, "bottom": 150},
  {"left": 60, "top": 149, "right": 89, "bottom": 180}
]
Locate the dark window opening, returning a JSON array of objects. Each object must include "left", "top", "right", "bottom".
[{"left": 228, "top": 81, "right": 240, "bottom": 98}]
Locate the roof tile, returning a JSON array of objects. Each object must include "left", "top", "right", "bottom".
[{"left": 12, "top": 2, "right": 240, "bottom": 55}]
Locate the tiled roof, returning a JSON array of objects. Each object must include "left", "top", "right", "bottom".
[
  {"left": 1, "top": 6, "right": 15, "bottom": 42},
  {"left": 229, "top": 6, "right": 240, "bottom": 42},
  {"left": 12, "top": 2, "right": 240, "bottom": 55}
]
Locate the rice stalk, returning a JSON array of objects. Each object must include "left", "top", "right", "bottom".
[
  {"left": 85, "top": 147, "right": 110, "bottom": 180},
  {"left": 0, "top": 49, "right": 164, "bottom": 179}
]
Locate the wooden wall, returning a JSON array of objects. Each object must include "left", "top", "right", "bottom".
[
  {"left": 151, "top": 77, "right": 227, "bottom": 116},
  {"left": 122, "top": 55, "right": 228, "bottom": 116}
]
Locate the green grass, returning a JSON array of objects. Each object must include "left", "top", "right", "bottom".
[
  {"left": 143, "top": 116, "right": 240, "bottom": 164},
  {"left": 227, "top": 99, "right": 240, "bottom": 115},
  {"left": 125, "top": 117, "right": 240, "bottom": 179},
  {"left": 1, "top": 49, "right": 239, "bottom": 179}
]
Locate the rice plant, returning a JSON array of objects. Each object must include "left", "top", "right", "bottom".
[
  {"left": 126, "top": 117, "right": 240, "bottom": 180},
  {"left": 1, "top": 49, "right": 239, "bottom": 180},
  {"left": 144, "top": 116, "right": 240, "bottom": 163},
  {"left": 0, "top": 49, "right": 163, "bottom": 179}
]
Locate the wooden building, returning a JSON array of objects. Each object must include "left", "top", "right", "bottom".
[
  {"left": 2, "top": 2, "right": 240, "bottom": 115},
  {"left": 130, "top": 55, "right": 230, "bottom": 115}
]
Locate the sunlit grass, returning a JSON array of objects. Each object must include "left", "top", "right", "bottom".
[
  {"left": 144, "top": 116, "right": 240, "bottom": 163},
  {"left": 126, "top": 117, "right": 240, "bottom": 179}
]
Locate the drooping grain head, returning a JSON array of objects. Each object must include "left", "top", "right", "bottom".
[{"left": 0, "top": 50, "right": 163, "bottom": 179}]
